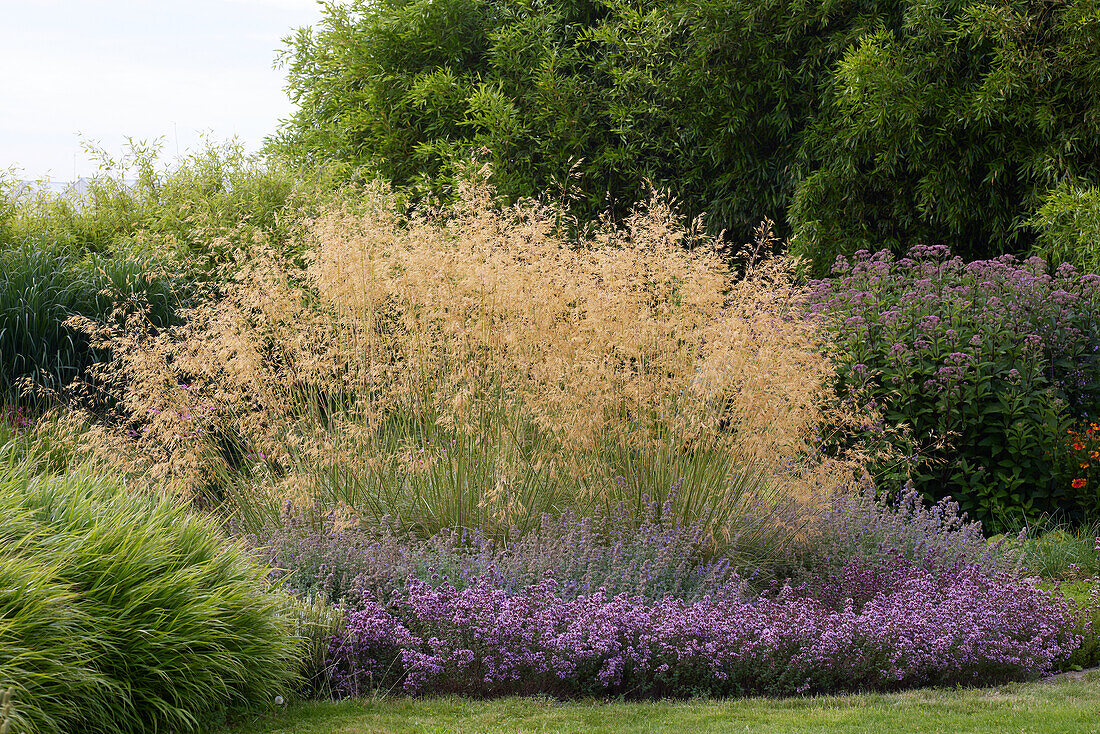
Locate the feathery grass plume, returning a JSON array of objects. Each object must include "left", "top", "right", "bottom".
[{"left": 74, "top": 169, "right": 880, "bottom": 545}]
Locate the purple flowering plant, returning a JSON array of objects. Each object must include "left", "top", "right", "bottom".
[
  {"left": 325, "top": 560, "right": 1079, "bottom": 699},
  {"left": 785, "top": 479, "right": 1026, "bottom": 586},
  {"left": 0, "top": 404, "right": 29, "bottom": 431},
  {"left": 807, "top": 245, "right": 1100, "bottom": 527},
  {"left": 255, "top": 498, "right": 747, "bottom": 609},
  {"left": 260, "top": 482, "right": 1099, "bottom": 700}
]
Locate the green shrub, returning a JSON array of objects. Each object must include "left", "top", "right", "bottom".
[
  {"left": 0, "top": 450, "right": 300, "bottom": 733},
  {"left": 269, "top": 0, "right": 891, "bottom": 243},
  {"left": 792, "top": 0, "right": 1100, "bottom": 271},
  {"left": 1031, "top": 182, "right": 1100, "bottom": 274},
  {"left": 275, "top": 0, "right": 1100, "bottom": 270},
  {"left": 5, "top": 138, "right": 333, "bottom": 265},
  {"left": 0, "top": 137, "right": 352, "bottom": 406}
]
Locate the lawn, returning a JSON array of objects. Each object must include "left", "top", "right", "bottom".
[{"left": 221, "top": 671, "right": 1100, "bottom": 734}]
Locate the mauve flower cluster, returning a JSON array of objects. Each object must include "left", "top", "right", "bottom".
[
  {"left": 326, "top": 559, "right": 1079, "bottom": 699},
  {"left": 806, "top": 245, "right": 1100, "bottom": 526},
  {"left": 0, "top": 404, "right": 29, "bottom": 429}
]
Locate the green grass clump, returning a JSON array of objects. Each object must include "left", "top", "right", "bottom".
[
  {"left": 1019, "top": 523, "right": 1100, "bottom": 671},
  {"left": 1019, "top": 524, "right": 1100, "bottom": 580},
  {"left": 0, "top": 242, "right": 183, "bottom": 404},
  {"left": 0, "top": 445, "right": 300, "bottom": 734},
  {"left": 1056, "top": 580, "right": 1100, "bottom": 671}
]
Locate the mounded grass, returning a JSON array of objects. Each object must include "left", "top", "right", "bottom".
[
  {"left": 0, "top": 443, "right": 301, "bottom": 734},
  {"left": 219, "top": 671, "right": 1100, "bottom": 734}
]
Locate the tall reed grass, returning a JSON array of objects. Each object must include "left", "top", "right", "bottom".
[{"left": 76, "top": 165, "right": 874, "bottom": 551}]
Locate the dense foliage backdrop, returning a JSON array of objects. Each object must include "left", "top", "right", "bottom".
[{"left": 270, "top": 0, "right": 1100, "bottom": 273}]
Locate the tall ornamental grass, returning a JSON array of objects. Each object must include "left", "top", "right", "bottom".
[
  {"left": 0, "top": 243, "right": 182, "bottom": 404},
  {"left": 0, "top": 445, "right": 299, "bottom": 734},
  {"left": 77, "top": 169, "right": 869, "bottom": 545}
]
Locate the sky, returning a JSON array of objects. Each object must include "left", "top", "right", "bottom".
[{"left": 1, "top": 0, "right": 328, "bottom": 182}]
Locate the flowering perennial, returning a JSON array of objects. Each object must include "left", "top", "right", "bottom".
[
  {"left": 807, "top": 245, "right": 1100, "bottom": 526},
  {"left": 326, "top": 560, "right": 1078, "bottom": 699}
]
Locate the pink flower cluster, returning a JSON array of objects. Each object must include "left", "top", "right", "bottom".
[{"left": 327, "top": 560, "right": 1079, "bottom": 699}]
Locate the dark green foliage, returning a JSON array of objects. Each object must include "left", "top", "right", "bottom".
[
  {"left": 271, "top": 0, "right": 868, "bottom": 240},
  {"left": 271, "top": 0, "right": 620, "bottom": 223},
  {"left": 0, "top": 243, "right": 182, "bottom": 405},
  {"left": 0, "top": 448, "right": 300, "bottom": 734},
  {"left": 586, "top": 0, "right": 898, "bottom": 242},
  {"left": 273, "top": 0, "right": 1100, "bottom": 268},
  {"left": 792, "top": 0, "right": 1100, "bottom": 272}
]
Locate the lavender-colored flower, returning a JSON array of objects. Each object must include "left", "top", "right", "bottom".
[{"left": 324, "top": 559, "right": 1078, "bottom": 699}]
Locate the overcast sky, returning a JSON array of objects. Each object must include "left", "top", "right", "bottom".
[{"left": 1, "top": 0, "right": 327, "bottom": 181}]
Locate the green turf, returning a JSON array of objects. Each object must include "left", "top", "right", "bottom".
[{"left": 220, "top": 671, "right": 1100, "bottom": 734}]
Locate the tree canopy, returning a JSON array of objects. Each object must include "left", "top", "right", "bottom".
[{"left": 269, "top": 0, "right": 1100, "bottom": 272}]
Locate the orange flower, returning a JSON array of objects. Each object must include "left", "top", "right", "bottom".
[
  {"left": 1073, "top": 478, "right": 1087, "bottom": 489},
  {"left": 1081, "top": 462, "right": 1091, "bottom": 469},
  {"left": 1074, "top": 442, "right": 1087, "bottom": 451},
  {"left": 1090, "top": 451, "right": 1098, "bottom": 459}
]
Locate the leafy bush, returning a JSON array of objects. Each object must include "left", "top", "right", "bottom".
[
  {"left": 275, "top": 0, "right": 1100, "bottom": 268},
  {"left": 325, "top": 561, "right": 1078, "bottom": 698},
  {"left": 0, "top": 451, "right": 299, "bottom": 733},
  {"left": 1031, "top": 181, "right": 1100, "bottom": 274},
  {"left": 0, "top": 138, "right": 350, "bottom": 407},
  {"left": 807, "top": 245, "right": 1100, "bottom": 527},
  {"left": 5, "top": 139, "right": 335, "bottom": 265},
  {"left": 790, "top": 0, "right": 1100, "bottom": 270},
  {"left": 269, "top": 0, "right": 891, "bottom": 244}
]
